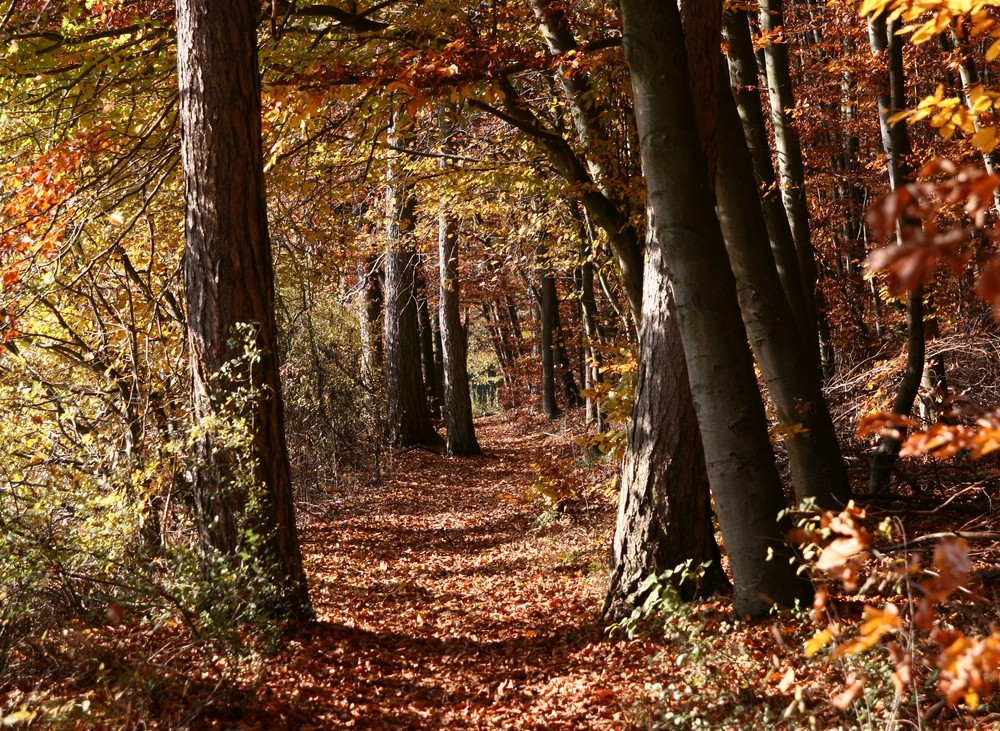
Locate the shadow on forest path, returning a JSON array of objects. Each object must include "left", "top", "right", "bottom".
[{"left": 231, "top": 412, "right": 657, "bottom": 730}]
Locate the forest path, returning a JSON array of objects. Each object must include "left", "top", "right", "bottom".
[{"left": 251, "top": 412, "right": 657, "bottom": 729}]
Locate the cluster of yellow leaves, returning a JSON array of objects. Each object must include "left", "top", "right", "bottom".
[
  {"left": 860, "top": 0, "right": 1000, "bottom": 50},
  {"left": 895, "top": 84, "right": 1000, "bottom": 152},
  {"left": 860, "top": 0, "right": 1000, "bottom": 151}
]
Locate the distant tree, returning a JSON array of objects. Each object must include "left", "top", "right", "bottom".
[{"left": 383, "top": 109, "right": 440, "bottom": 447}]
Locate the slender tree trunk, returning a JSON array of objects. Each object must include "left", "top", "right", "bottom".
[
  {"left": 358, "top": 255, "right": 384, "bottom": 383},
  {"left": 716, "top": 61, "right": 851, "bottom": 509},
  {"left": 384, "top": 111, "right": 439, "bottom": 447},
  {"left": 537, "top": 244, "right": 561, "bottom": 418},
  {"left": 758, "top": 0, "right": 821, "bottom": 343},
  {"left": 436, "top": 106, "right": 481, "bottom": 456},
  {"left": 621, "top": 0, "right": 811, "bottom": 616},
  {"left": 604, "top": 244, "right": 728, "bottom": 620},
  {"left": 723, "top": 9, "right": 817, "bottom": 369},
  {"left": 415, "top": 265, "right": 442, "bottom": 419},
  {"left": 176, "top": 0, "right": 310, "bottom": 618},
  {"left": 868, "top": 15, "right": 925, "bottom": 493}
]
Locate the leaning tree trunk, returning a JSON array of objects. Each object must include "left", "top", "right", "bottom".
[
  {"left": 176, "top": 0, "right": 310, "bottom": 618},
  {"left": 604, "top": 243, "right": 729, "bottom": 621},
  {"left": 716, "top": 60, "right": 851, "bottom": 509},
  {"left": 620, "top": 0, "right": 811, "bottom": 617},
  {"left": 757, "top": 0, "right": 822, "bottom": 355},
  {"left": 383, "top": 111, "right": 439, "bottom": 447},
  {"left": 722, "top": 9, "right": 818, "bottom": 370}
]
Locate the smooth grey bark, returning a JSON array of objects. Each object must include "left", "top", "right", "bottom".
[
  {"left": 621, "top": 0, "right": 811, "bottom": 616},
  {"left": 722, "top": 9, "right": 817, "bottom": 367},
  {"left": 868, "top": 15, "right": 925, "bottom": 493},
  {"left": 757, "top": 0, "right": 820, "bottom": 340},
  {"left": 716, "top": 62, "right": 851, "bottom": 509},
  {"left": 437, "top": 214, "right": 481, "bottom": 456},
  {"left": 604, "top": 244, "right": 729, "bottom": 621},
  {"left": 176, "top": 0, "right": 310, "bottom": 617},
  {"left": 383, "top": 112, "right": 439, "bottom": 447}
]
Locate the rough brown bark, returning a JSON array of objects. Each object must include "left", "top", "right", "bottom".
[
  {"left": 176, "top": 0, "right": 310, "bottom": 618},
  {"left": 604, "top": 244, "right": 728, "bottom": 621}
]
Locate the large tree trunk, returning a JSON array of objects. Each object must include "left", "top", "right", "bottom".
[
  {"left": 383, "top": 111, "right": 439, "bottom": 447},
  {"left": 620, "top": 0, "right": 811, "bottom": 616},
  {"left": 605, "top": 244, "right": 728, "bottom": 621},
  {"left": 716, "top": 61, "right": 851, "bottom": 509},
  {"left": 176, "top": 0, "right": 310, "bottom": 618}
]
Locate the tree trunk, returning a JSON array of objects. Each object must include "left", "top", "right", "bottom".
[
  {"left": 416, "top": 264, "right": 442, "bottom": 419},
  {"left": 722, "top": 9, "right": 818, "bottom": 367},
  {"left": 436, "top": 106, "right": 481, "bottom": 456},
  {"left": 176, "top": 0, "right": 310, "bottom": 618},
  {"left": 758, "top": 0, "right": 821, "bottom": 342},
  {"left": 537, "top": 244, "right": 561, "bottom": 419},
  {"left": 620, "top": 0, "right": 811, "bottom": 616},
  {"left": 383, "top": 111, "right": 439, "bottom": 447},
  {"left": 357, "top": 255, "right": 384, "bottom": 385},
  {"left": 868, "top": 15, "right": 925, "bottom": 493},
  {"left": 604, "top": 244, "right": 728, "bottom": 621},
  {"left": 716, "top": 60, "right": 851, "bottom": 509}
]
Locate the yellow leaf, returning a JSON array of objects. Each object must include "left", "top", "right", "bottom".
[
  {"left": 804, "top": 628, "right": 834, "bottom": 658},
  {"left": 972, "top": 127, "right": 999, "bottom": 154},
  {"left": 987, "top": 39, "right": 1000, "bottom": 62}
]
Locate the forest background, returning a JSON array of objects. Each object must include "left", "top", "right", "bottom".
[{"left": 4, "top": 0, "right": 1000, "bottom": 728}]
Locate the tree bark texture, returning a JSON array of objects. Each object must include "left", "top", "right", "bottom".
[
  {"left": 621, "top": 0, "right": 811, "bottom": 616},
  {"left": 383, "top": 113, "right": 439, "bottom": 447},
  {"left": 722, "top": 10, "right": 817, "bottom": 366},
  {"left": 176, "top": 0, "right": 310, "bottom": 617},
  {"left": 758, "top": 0, "right": 820, "bottom": 337},
  {"left": 716, "top": 64, "right": 851, "bottom": 509},
  {"left": 604, "top": 243, "right": 728, "bottom": 621},
  {"left": 868, "top": 15, "right": 925, "bottom": 494},
  {"left": 438, "top": 198, "right": 481, "bottom": 456}
]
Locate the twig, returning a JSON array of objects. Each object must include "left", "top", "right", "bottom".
[{"left": 876, "top": 531, "right": 1000, "bottom": 554}]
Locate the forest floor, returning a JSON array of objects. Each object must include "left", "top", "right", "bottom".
[{"left": 6, "top": 408, "right": 1000, "bottom": 729}]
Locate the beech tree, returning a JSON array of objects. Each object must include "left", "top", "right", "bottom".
[
  {"left": 619, "top": 0, "right": 810, "bottom": 616},
  {"left": 176, "top": 0, "right": 310, "bottom": 617}
]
